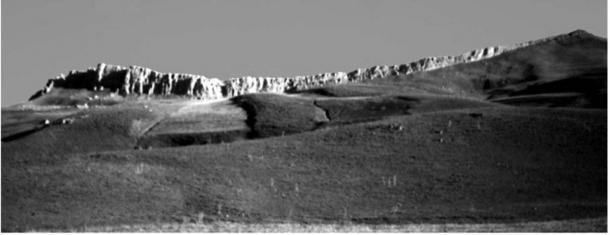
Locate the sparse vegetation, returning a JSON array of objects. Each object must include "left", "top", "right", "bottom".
[
  {"left": 129, "top": 119, "right": 145, "bottom": 137},
  {"left": 31, "top": 218, "right": 607, "bottom": 232},
  {"left": 3, "top": 107, "right": 605, "bottom": 231}
]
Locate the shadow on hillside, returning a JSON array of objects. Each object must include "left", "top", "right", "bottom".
[{"left": 1, "top": 126, "right": 45, "bottom": 142}]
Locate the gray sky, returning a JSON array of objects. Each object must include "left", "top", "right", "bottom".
[{"left": 2, "top": 0, "right": 607, "bottom": 106}]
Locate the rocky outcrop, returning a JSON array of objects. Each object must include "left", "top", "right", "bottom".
[{"left": 31, "top": 30, "right": 598, "bottom": 101}]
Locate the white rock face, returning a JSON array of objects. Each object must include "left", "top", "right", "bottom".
[{"left": 35, "top": 30, "right": 586, "bottom": 101}]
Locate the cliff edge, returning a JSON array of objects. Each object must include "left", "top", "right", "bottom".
[{"left": 30, "top": 30, "right": 602, "bottom": 101}]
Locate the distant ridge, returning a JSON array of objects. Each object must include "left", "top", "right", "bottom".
[{"left": 30, "top": 30, "right": 603, "bottom": 101}]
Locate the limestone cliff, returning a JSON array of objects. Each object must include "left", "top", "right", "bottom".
[{"left": 31, "top": 30, "right": 596, "bottom": 101}]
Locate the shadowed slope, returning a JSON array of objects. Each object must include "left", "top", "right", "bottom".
[
  {"left": 230, "top": 93, "right": 501, "bottom": 140},
  {"left": 232, "top": 94, "right": 329, "bottom": 138}
]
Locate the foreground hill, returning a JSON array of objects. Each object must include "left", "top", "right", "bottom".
[
  {"left": 2, "top": 105, "right": 606, "bottom": 231},
  {"left": 1, "top": 30, "right": 606, "bottom": 231}
]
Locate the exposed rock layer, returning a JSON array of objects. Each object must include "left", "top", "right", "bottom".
[{"left": 33, "top": 30, "right": 597, "bottom": 100}]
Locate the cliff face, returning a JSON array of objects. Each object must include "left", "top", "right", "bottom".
[
  {"left": 43, "top": 64, "right": 226, "bottom": 100},
  {"left": 32, "top": 30, "right": 597, "bottom": 101}
]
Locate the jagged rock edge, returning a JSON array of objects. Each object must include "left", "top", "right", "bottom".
[{"left": 32, "top": 30, "right": 596, "bottom": 101}]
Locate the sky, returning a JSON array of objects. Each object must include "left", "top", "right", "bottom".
[{"left": 1, "top": 0, "right": 607, "bottom": 106}]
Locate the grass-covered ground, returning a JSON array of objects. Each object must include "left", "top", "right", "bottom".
[
  {"left": 36, "top": 217, "right": 607, "bottom": 232},
  {"left": 2, "top": 104, "right": 606, "bottom": 231},
  {"left": 139, "top": 99, "right": 249, "bottom": 147}
]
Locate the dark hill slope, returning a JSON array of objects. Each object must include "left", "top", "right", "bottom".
[
  {"left": 231, "top": 93, "right": 501, "bottom": 138},
  {"left": 232, "top": 94, "right": 329, "bottom": 138}
]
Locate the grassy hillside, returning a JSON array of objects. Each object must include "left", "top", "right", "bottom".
[
  {"left": 2, "top": 106, "right": 606, "bottom": 231},
  {"left": 23, "top": 88, "right": 124, "bottom": 107},
  {"left": 138, "top": 99, "right": 249, "bottom": 147},
  {"left": 0, "top": 99, "right": 192, "bottom": 164}
]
